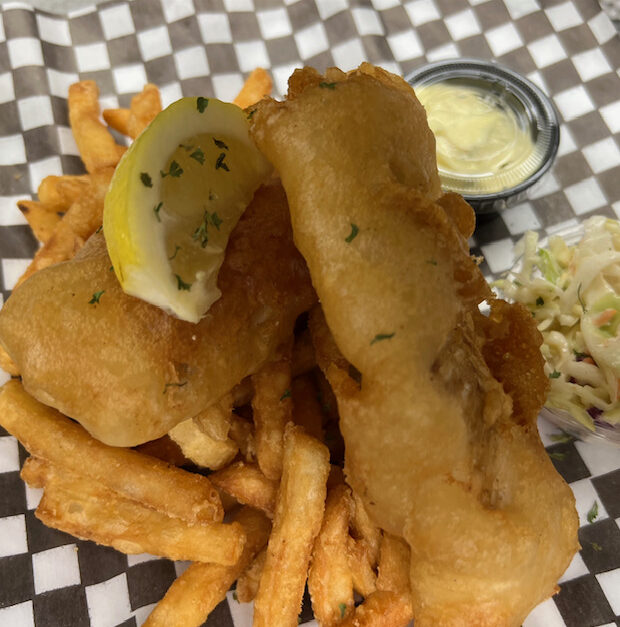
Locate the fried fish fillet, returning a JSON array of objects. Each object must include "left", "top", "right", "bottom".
[
  {"left": 0, "top": 181, "right": 315, "bottom": 446},
  {"left": 251, "top": 64, "right": 578, "bottom": 626}
]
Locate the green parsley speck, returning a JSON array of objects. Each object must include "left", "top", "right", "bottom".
[
  {"left": 549, "top": 370, "right": 561, "bottom": 379},
  {"left": 213, "top": 138, "right": 229, "bottom": 150},
  {"left": 548, "top": 452, "right": 566, "bottom": 461},
  {"left": 175, "top": 274, "right": 192, "bottom": 291},
  {"left": 339, "top": 603, "right": 347, "bottom": 618},
  {"left": 345, "top": 223, "right": 359, "bottom": 243},
  {"left": 536, "top": 296, "right": 544, "bottom": 306},
  {"left": 153, "top": 202, "right": 163, "bottom": 222},
  {"left": 168, "top": 245, "right": 181, "bottom": 260},
  {"left": 161, "top": 160, "right": 183, "bottom": 178},
  {"left": 89, "top": 290, "right": 105, "bottom": 305},
  {"left": 280, "top": 389, "right": 292, "bottom": 401},
  {"left": 215, "top": 152, "right": 230, "bottom": 171},
  {"left": 587, "top": 501, "right": 598, "bottom": 523},
  {"left": 140, "top": 172, "right": 152, "bottom": 188},
  {"left": 371, "top": 332, "right": 395, "bottom": 345},
  {"left": 319, "top": 82, "right": 336, "bottom": 89},
  {"left": 197, "top": 97, "right": 209, "bottom": 113},
  {"left": 190, "top": 148, "right": 205, "bottom": 165}
]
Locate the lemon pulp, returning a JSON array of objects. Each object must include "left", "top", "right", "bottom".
[{"left": 104, "top": 97, "right": 271, "bottom": 323}]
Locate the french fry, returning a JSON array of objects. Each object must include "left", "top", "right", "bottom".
[
  {"left": 23, "top": 457, "right": 245, "bottom": 565},
  {"left": 253, "top": 424, "right": 330, "bottom": 627},
  {"left": 228, "top": 413, "right": 256, "bottom": 462},
  {"left": 135, "top": 435, "right": 190, "bottom": 467},
  {"left": 338, "top": 590, "right": 411, "bottom": 627},
  {"left": 68, "top": 81, "right": 126, "bottom": 172},
  {"left": 236, "top": 546, "right": 266, "bottom": 603},
  {"left": 0, "top": 345, "right": 19, "bottom": 376},
  {"left": 169, "top": 417, "right": 238, "bottom": 470},
  {"left": 144, "top": 507, "right": 271, "bottom": 627},
  {"left": 17, "top": 200, "right": 61, "bottom": 243},
  {"left": 376, "top": 533, "right": 411, "bottom": 597},
  {"left": 102, "top": 108, "right": 131, "bottom": 136},
  {"left": 292, "top": 373, "right": 325, "bottom": 441},
  {"left": 308, "top": 484, "right": 355, "bottom": 625},
  {"left": 37, "top": 174, "right": 90, "bottom": 211},
  {"left": 251, "top": 342, "right": 293, "bottom": 480},
  {"left": 347, "top": 536, "right": 377, "bottom": 598},
  {"left": 0, "top": 380, "right": 222, "bottom": 523},
  {"left": 233, "top": 68, "right": 273, "bottom": 110},
  {"left": 195, "top": 394, "right": 233, "bottom": 441},
  {"left": 16, "top": 168, "right": 114, "bottom": 288},
  {"left": 127, "top": 83, "right": 161, "bottom": 138},
  {"left": 209, "top": 461, "right": 277, "bottom": 517},
  {"left": 351, "top": 491, "right": 381, "bottom": 566}
]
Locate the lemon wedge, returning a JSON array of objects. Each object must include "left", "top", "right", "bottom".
[{"left": 103, "top": 97, "right": 271, "bottom": 323}]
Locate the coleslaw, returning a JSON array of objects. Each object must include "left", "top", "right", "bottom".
[{"left": 494, "top": 216, "right": 620, "bottom": 432}]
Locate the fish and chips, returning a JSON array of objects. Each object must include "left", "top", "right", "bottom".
[{"left": 0, "top": 63, "right": 578, "bottom": 627}]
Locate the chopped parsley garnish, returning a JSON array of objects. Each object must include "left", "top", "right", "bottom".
[
  {"left": 587, "top": 501, "right": 598, "bottom": 523},
  {"left": 192, "top": 210, "right": 222, "bottom": 248},
  {"left": 345, "top": 223, "right": 359, "bottom": 243},
  {"left": 189, "top": 148, "right": 205, "bottom": 165},
  {"left": 211, "top": 212, "right": 222, "bottom": 229},
  {"left": 549, "top": 370, "right": 561, "bottom": 378},
  {"left": 550, "top": 431, "right": 573, "bottom": 444},
  {"left": 153, "top": 201, "right": 163, "bottom": 222},
  {"left": 213, "top": 138, "right": 229, "bottom": 150},
  {"left": 215, "top": 152, "right": 230, "bottom": 171},
  {"left": 536, "top": 296, "right": 544, "bottom": 306},
  {"left": 161, "top": 160, "right": 183, "bottom": 178},
  {"left": 426, "top": 259, "right": 438, "bottom": 266},
  {"left": 140, "top": 172, "right": 153, "bottom": 187},
  {"left": 371, "top": 332, "right": 395, "bottom": 345},
  {"left": 247, "top": 109, "right": 256, "bottom": 120},
  {"left": 89, "top": 290, "right": 105, "bottom": 304},
  {"left": 280, "top": 389, "right": 291, "bottom": 401},
  {"left": 163, "top": 381, "right": 187, "bottom": 394},
  {"left": 168, "top": 245, "right": 181, "bottom": 260},
  {"left": 548, "top": 452, "right": 566, "bottom": 461},
  {"left": 591, "top": 542, "right": 602, "bottom": 552},
  {"left": 339, "top": 603, "right": 347, "bottom": 618},
  {"left": 197, "top": 97, "right": 209, "bottom": 113},
  {"left": 319, "top": 81, "right": 336, "bottom": 89},
  {"left": 175, "top": 274, "right": 192, "bottom": 291},
  {"left": 109, "top": 265, "right": 114, "bottom": 272},
  {"left": 577, "top": 283, "right": 586, "bottom": 313},
  {"left": 95, "top": 225, "right": 103, "bottom": 234},
  {"left": 573, "top": 350, "right": 589, "bottom": 360},
  {"left": 232, "top": 590, "right": 239, "bottom": 602}
]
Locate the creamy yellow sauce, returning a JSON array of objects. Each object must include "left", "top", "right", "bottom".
[{"left": 416, "top": 82, "right": 534, "bottom": 180}]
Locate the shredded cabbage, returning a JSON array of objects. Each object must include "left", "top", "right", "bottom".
[{"left": 494, "top": 216, "right": 620, "bottom": 431}]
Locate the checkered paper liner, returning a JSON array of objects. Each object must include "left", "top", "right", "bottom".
[{"left": 0, "top": 0, "right": 619, "bottom": 625}]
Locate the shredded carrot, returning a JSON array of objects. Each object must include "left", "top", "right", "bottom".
[{"left": 593, "top": 309, "right": 617, "bottom": 327}]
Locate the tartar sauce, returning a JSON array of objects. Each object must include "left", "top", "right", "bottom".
[{"left": 416, "top": 82, "right": 534, "bottom": 180}]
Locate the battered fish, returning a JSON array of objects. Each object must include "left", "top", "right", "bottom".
[
  {"left": 251, "top": 64, "right": 578, "bottom": 626},
  {"left": 0, "top": 181, "right": 316, "bottom": 446}
]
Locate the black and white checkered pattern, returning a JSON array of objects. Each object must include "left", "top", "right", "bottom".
[{"left": 0, "top": 0, "right": 618, "bottom": 625}]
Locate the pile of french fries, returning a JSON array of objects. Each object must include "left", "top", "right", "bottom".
[{"left": 0, "top": 69, "right": 414, "bottom": 627}]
